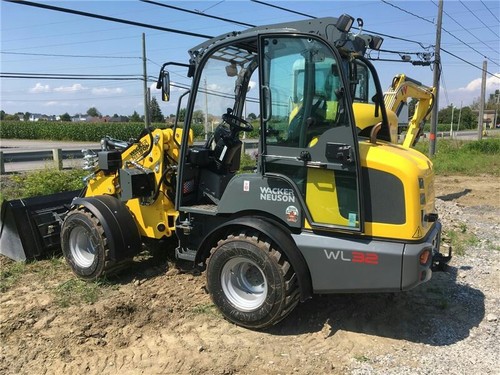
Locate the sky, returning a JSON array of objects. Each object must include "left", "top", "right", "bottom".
[{"left": 1, "top": 0, "right": 499, "bottom": 118}]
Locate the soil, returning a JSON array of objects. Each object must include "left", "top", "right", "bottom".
[{"left": 1, "top": 175, "right": 499, "bottom": 375}]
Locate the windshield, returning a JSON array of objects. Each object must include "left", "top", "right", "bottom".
[{"left": 191, "top": 45, "right": 258, "bottom": 137}]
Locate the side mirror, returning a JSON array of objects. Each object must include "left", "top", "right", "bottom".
[{"left": 159, "top": 70, "right": 171, "bottom": 102}]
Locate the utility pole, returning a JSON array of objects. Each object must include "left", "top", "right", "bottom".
[
  {"left": 449, "top": 104, "right": 454, "bottom": 138},
  {"left": 477, "top": 60, "right": 487, "bottom": 140},
  {"left": 429, "top": 0, "right": 443, "bottom": 156},
  {"left": 142, "top": 33, "right": 150, "bottom": 128},
  {"left": 457, "top": 101, "right": 463, "bottom": 133}
]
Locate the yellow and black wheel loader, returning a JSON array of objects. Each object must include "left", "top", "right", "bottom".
[{"left": 1, "top": 15, "right": 451, "bottom": 329}]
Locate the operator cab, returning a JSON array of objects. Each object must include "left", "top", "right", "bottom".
[{"left": 159, "top": 15, "right": 388, "bottom": 232}]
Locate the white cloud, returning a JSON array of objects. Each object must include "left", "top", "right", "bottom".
[
  {"left": 207, "top": 83, "right": 220, "bottom": 91},
  {"left": 91, "top": 87, "right": 124, "bottom": 95},
  {"left": 455, "top": 73, "right": 500, "bottom": 92},
  {"left": 150, "top": 82, "right": 161, "bottom": 92},
  {"left": 43, "top": 101, "right": 60, "bottom": 107},
  {"left": 29, "top": 83, "right": 50, "bottom": 93},
  {"left": 53, "top": 83, "right": 87, "bottom": 93}
]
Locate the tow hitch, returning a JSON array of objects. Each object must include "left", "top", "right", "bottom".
[{"left": 431, "top": 226, "right": 452, "bottom": 271}]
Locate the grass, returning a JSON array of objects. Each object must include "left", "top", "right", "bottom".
[
  {"left": 0, "top": 260, "right": 26, "bottom": 292},
  {"left": 353, "top": 354, "right": 371, "bottom": 363},
  {"left": 443, "top": 223, "right": 480, "bottom": 256},
  {"left": 191, "top": 303, "right": 220, "bottom": 316},
  {"left": 53, "top": 278, "right": 103, "bottom": 308},
  {"left": 414, "top": 138, "right": 500, "bottom": 176}
]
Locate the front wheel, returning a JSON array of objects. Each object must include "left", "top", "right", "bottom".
[
  {"left": 61, "top": 208, "right": 111, "bottom": 280},
  {"left": 206, "top": 230, "right": 300, "bottom": 329}
]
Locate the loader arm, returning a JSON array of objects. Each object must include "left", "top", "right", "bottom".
[{"left": 384, "top": 74, "right": 435, "bottom": 148}]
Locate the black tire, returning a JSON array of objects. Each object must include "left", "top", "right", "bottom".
[
  {"left": 61, "top": 208, "right": 111, "bottom": 280},
  {"left": 206, "top": 230, "right": 300, "bottom": 329}
]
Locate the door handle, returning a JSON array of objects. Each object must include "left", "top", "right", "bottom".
[
  {"left": 325, "top": 143, "right": 354, "bottom": 164},
  {"left": 306, "top": 161, "right": 327, "bottom": 168}
]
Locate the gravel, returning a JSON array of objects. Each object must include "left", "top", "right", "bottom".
[{"left": 350, "top": 198, "right": 500, "bottom": 374}]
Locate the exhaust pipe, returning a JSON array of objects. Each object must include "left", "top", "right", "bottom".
[{"left": 0, "top": 190, "right": 82, "bottom": 261}]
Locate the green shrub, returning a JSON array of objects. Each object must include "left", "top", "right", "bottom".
[
  {"left": 2, "top": 168, "right": 86, "bottom": 200},
  {"left": 462, "top": 138, "right": 500, "bottom": 154}
]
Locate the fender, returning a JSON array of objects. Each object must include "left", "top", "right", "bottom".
[
  {"left": 196, "top": 216, "right": 313, "bottom": 301},
  {"left": 71, "top": 195, "right": 141, "bottom": 262}
]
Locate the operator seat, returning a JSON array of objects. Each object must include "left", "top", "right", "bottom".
[{"left": 211, "top": 124, "right": 242, "bottom": 174}]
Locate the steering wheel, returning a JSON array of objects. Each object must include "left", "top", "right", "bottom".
[{"left": 222, "top": 111, "right": 254, "bottom": 132}]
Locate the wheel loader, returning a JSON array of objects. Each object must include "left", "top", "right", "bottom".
[{"left": 0, "top": 15, "right": 451, "bottom": 329}]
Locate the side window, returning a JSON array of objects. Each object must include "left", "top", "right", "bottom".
[
  {"left": 262, "top": 37, "right": 344, "bottom": 149},
  {"left": 352, "top": 60, "right": 377, "bottom": 104}
]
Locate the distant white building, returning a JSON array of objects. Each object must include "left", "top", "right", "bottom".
[{"left": 71, "top": 114, "right": 89, "bottom": 122}]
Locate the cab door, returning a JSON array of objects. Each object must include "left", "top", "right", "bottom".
[{"left": 259, "top": 35, "right": 363, "bottom": 231}]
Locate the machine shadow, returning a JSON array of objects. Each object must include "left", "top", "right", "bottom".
[
  {"left": 268, "top": 265, "right": 485, "bottom": 346},
  {"left": 437, "top": 189, "right": 472, "bottom": 201}
]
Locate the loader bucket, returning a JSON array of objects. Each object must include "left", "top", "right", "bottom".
[{"left": 0, "top": 190, "right": 81, "bottom": 261}]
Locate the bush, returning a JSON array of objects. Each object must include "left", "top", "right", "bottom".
[
  {"left": 1, "top": 168, "right": 86, "bottom": 200},
  {"left": 462, "top": 138, "right": 500, "bottom": 154}
]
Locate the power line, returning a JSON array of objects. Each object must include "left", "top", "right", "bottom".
[
  {"left": 380, "top": 0, "right": 435, "bottom": 24},
  {"left": 480, "top": 0, "right": 500, "bottom": 23},
  {"left": 250, "top": 0, "right": 433, "bottom": 49},
  {"left": 140, "top": 0, "right": 255, "bottom": 28},
  {"left": 381, "top": 0, "right": 499, "bottom": 67},
  {"left": 440, "top": 26, "right": 499, "bottom": 67},
  {"left": 250, "top": 0, "right": 315, "bottom": 19},
  {"left": 7, "top": 95, "right": 144, "bottom": 103},
  {"left": 1, "top": 51, "right": 140, "bottom": 59},
  {"left": 1, "top": 75, "right": 142, "bottom": 81},
  {"left": 3, "top": 0, "right": 213, "bottom": 39},
  {"left": 438, "top": 4, "right": 499, "bottom": 56},
  {"left": 1, "top": 72, "right": 143, "bottom": 81},
  {"left": 198, "top": 0, "right": 225, "bottom": 13},
  {"left": 459, "top": 0, "right": 499, "bottom": 37},
  {"left": 383, "top": 0, "right": 500, "bottom": 68},
  {"left": 2, "top": 72, "right": 140, "bottom": 77},
  {"left": 441, "top": 48, "right": 498, "bottom": 77}
]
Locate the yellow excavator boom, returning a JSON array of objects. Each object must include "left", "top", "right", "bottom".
[{"left": 384, "top": 74, "right": 435, "bottom": 148}]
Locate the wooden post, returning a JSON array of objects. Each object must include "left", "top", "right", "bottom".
[{"left": 52, "top": 149, "right": 63, "bottom": 170}]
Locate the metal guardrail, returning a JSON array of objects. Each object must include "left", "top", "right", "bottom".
[
  {"left": 0, "top": 148, "right": 100, "bottom": 174},
  {"left": 0, "top": 140, "right": 259, "bottom": 174}
]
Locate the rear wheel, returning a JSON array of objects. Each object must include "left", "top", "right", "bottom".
[
  {"left": 206, "top": 230, "right": 300, "bottom": 329},
  {"left": 61, "top": 208, "right": 110, "bottom": 280}
]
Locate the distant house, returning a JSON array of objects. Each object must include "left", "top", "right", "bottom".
[
  {"left": 109, "top": 116, "right": 129, "bottom": 123},
  {"left": 71, "top": 114, "right": 89, "bottom": 122},
  {"left": 28, "top": 113, "right": 43, "bottom": 122},
  {"left": 483, "top": 110, "right": 497, "bottom": 129}
]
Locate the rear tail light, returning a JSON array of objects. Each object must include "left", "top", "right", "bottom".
[{"left": 419, "top": 249, "right": 431, "bottom": 265}]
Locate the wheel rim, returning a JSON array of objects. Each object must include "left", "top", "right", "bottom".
[
  {"left": 69, "top": 226, "right": 96, "bottom": 268},
  {"left": 221, "top": 257, "right": 268, "bottom": 312}
]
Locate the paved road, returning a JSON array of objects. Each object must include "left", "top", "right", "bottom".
[
  {"left": 1, "top": 139, "right": 100, "bottom": 173},
  {"left": 0, "top": 139, "right": 100, "bottom": 151}
]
